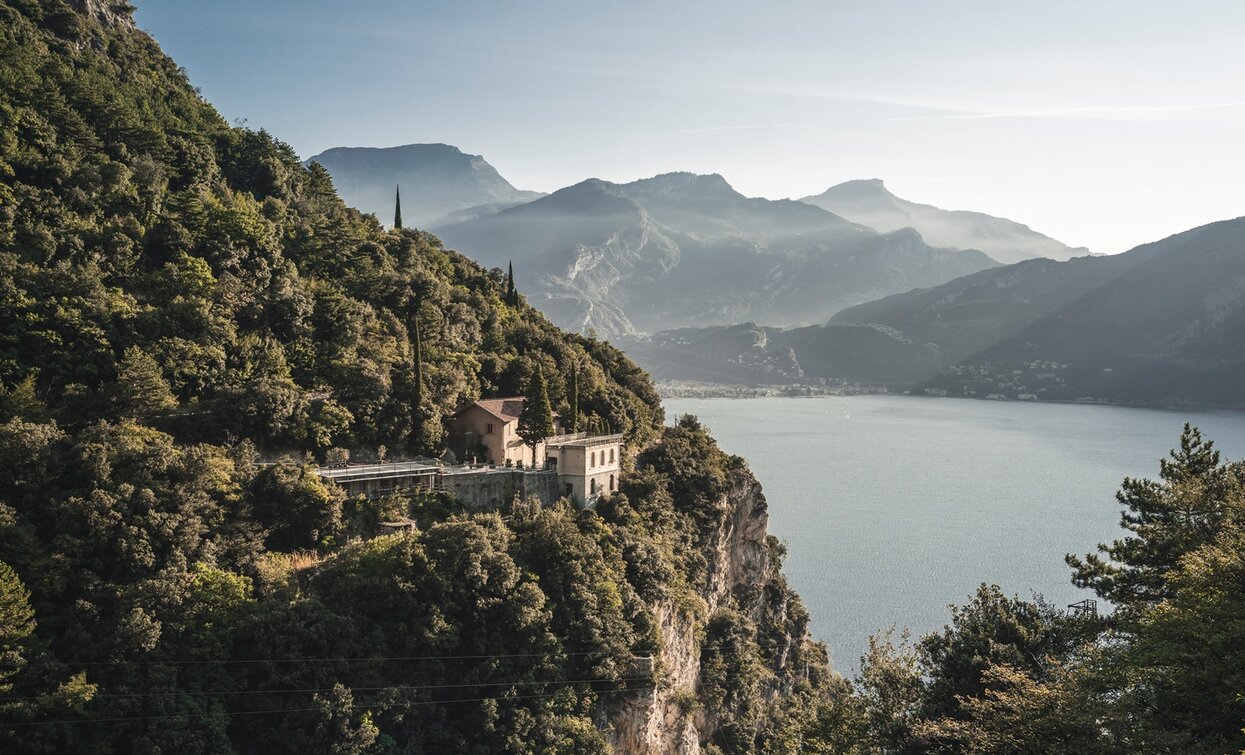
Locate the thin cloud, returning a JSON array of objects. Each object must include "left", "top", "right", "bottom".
[
  {"left": 888, "top": 100, "right": 1245, "bottom": 122},
  {"left": 734, "top": 81, "right": 1245, "bottom": 123},
  {"left": 668, "top": 123, "right": 805, "bottom": 134}
]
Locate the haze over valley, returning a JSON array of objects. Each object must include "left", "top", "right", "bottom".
[
  {"left": 630, "top": 215, "right": 1245, "bottom": 407},
  {"left": 313, "top": 145, "right": 1107, "bottom": 335}
]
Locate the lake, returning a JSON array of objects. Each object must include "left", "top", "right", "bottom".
[{"left": 662, "top": 395, "right": 1245, "bottom": 672}]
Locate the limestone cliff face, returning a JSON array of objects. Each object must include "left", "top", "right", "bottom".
[
  {"left": 603, "top": 476, "right": 806, "bottom": 754},
  {"left": 70, "top": 0, "right": 136, "bottom": 29}
]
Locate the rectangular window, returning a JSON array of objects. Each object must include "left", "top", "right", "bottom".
[{"left": 486, "top": 423, "right": 494, "bottom": 434}]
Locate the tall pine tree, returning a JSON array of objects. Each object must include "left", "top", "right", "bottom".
[
  {"left": 394, "top": 185, "right": 403, "bottom": 229},
  {"left": 505, "top": 260, "right": 517, "bottom": 306},
  {"left": 517, "top": 366, "right": 555, "bottom": 462},
  {"left": 1068, "top": 423, "right": 1232, "bottom": 616}
]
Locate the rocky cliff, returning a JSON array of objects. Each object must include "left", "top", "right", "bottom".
[
  {"left": 603, "top": 474, "right": 815, "bottom": 753},
  {"left": 69, "top": 0, "right": 134, "bottom": 29}
]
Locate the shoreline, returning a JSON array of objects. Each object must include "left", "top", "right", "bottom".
[{"left": 657, "top": 383, "right": 1245, "bottom": 415}]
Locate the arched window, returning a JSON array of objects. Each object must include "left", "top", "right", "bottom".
[
  {"left": 609, "top": 474, "right": 615, "bottom": 491},
  {"left": 591, "top": 451, "right": 596, "bottom": 467},
  {"left": 590, "top": 479, "right": 597, "bottom": 494},
  {"left": 609, "top": 448, "right": 615, "bottom": 463}
]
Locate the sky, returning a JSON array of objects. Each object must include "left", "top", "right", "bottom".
[{"left": 134, "top": 0, "right": 1245, "bottom": 254}]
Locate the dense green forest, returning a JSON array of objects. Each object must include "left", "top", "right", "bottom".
[
  {"left": 2, "top": 1, "right": 1243, "bottom": 753},
  {"left": 0, "top": 1, "right": 827, "bottom": 752}
]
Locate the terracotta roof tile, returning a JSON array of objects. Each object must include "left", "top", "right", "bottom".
[{"left": 471, "top": 397, "right": 526, "bottom": 422}]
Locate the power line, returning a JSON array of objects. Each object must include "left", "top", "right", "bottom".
[
  {"left": 3, "top": 674, "right": 658, "bottom": 704},
  {"left": 5, "top": 666, "right": 777, "bottom": 728},
  {"left": 45, "top": 639, "right": 807, "bottom": 668},
  {"left": 3, "top": 684, "right": 658, "bottom": 728}
]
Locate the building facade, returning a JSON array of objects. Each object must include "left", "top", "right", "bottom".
[
  {"left": 546, "top": 432, "right": 624, "bottom": 507},
  {"left": 446, "top": 397, "right": 558, "bottom": 468},
  {"left": 315, "top": 433, "right": 624, "bottom": 510},
  {"left": 434, "top": 397, "right": 624, "bottom": 508}
]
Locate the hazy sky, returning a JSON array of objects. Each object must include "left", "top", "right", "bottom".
[{"left": 135, "top": 1, "right": 1245, "bottom": 253}]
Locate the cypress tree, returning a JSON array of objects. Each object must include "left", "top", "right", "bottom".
[
  {"left": 568, "top": 362, "right": 579, "bottom": 433},
  {"left": 412, "top": 304, "right": 423, "bottom": 407},
  {"left": 506, "top": 260, "right": 517, "bottom": 306},
  {"left": 403, "top": 291, "right": 424, "bottom": 449},
  {"left": 517, "top": 366, "right": 555, "bottom": 460},
  {"left": 394, "top": 185, "right": 403, "bottom": 229}
]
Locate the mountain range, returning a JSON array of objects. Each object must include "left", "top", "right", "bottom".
[
  {"left": 304, "top": 143, "right": 544, "bottom": 227},
  {"left": 801, "top": 179, "right": 1090, "bottom": 264},
  {"left": 429, "top": 172, "right": 997, "bottom": 335},
  {"left": 630, "top": 216, "right": 1245, "bottom": 406},
  {"left": 310, "top": 145, "right": 1099, "bottom": 337}
]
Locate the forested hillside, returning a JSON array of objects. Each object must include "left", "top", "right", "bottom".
[
  {"left": 0, "top": 2, "right": 828, "bottom": 752},
  {"left": 0, "top": 0, "right": 661, "bottom": 454}
]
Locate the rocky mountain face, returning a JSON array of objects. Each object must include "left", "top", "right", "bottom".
[
  {"left": 605, "top": 476, "right": 809, "bottom": 753},
  {"left": 802, "top": 179, "right": 1090, "bottom": 264},
  {"left": 433, "top": 172, "right": 998, "bottom": 336},
  {"left": 305, "top": 143, "right": 543, "bottom": 227},
  {"left": 69, "top": 0, "right": 134, "bottom": 28},
  {"left": 632, "top": 217, "right": 1245, "bottom": 407}
]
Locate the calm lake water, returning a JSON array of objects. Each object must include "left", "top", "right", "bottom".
[{"left": 663, "top": 395, "right": 1245, "bottom": 672}]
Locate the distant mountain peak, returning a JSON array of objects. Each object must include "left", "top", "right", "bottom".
[
  {"left": 513, "top": 178, "right": 639, "bottom": 215},
  {"left": 617, "top": 171, "right": 742, "bottom": 202},
  {"left": 801, "top": 180, "right": 1088, "bottom": 263},
  {"left": 832, "top": 177, "right": 887, "bottom": 191},
  {"left": 305, "top": 143, "right": 543, "bottom": 227},
  {"left": 822, "top": 178, "right": 892, "bottom": 196},
  {"left": 433, "top": 166, "right": 995, "bottom": 337},
  {"left": 809, "top": 179, "right": 903, "bottom": 211}
]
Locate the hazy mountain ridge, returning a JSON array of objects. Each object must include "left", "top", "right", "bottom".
[
  {"left": 305, "top": 142, "right": 544, "bottom": 227},
  {"left": 630, "top": 217, "right": 1245, "bottom": 407},
  {"left": 802, "top": 178, "right": 1090, "bottom": 264},
  {"left": 433, "top": 172, "right": 998, "bottom": 335}
]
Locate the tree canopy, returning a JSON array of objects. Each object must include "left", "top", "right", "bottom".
[{"left": 516, "top": 367, "right": 555, "bottom": 458}]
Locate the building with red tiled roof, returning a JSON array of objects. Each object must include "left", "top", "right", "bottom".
[
  {"left": 470, "top": 397, "right": 527, "bottom": 423},
  {"left": 447, "top": 397, "right": 560, "bottom": 468}
]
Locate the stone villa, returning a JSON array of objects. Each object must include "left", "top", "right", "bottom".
[
  {"left": 322, "top": 396, "right": 623, "bottom": 509},
  {"left": 447, "top": 397, "right": 555, "bottom": 468}
]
